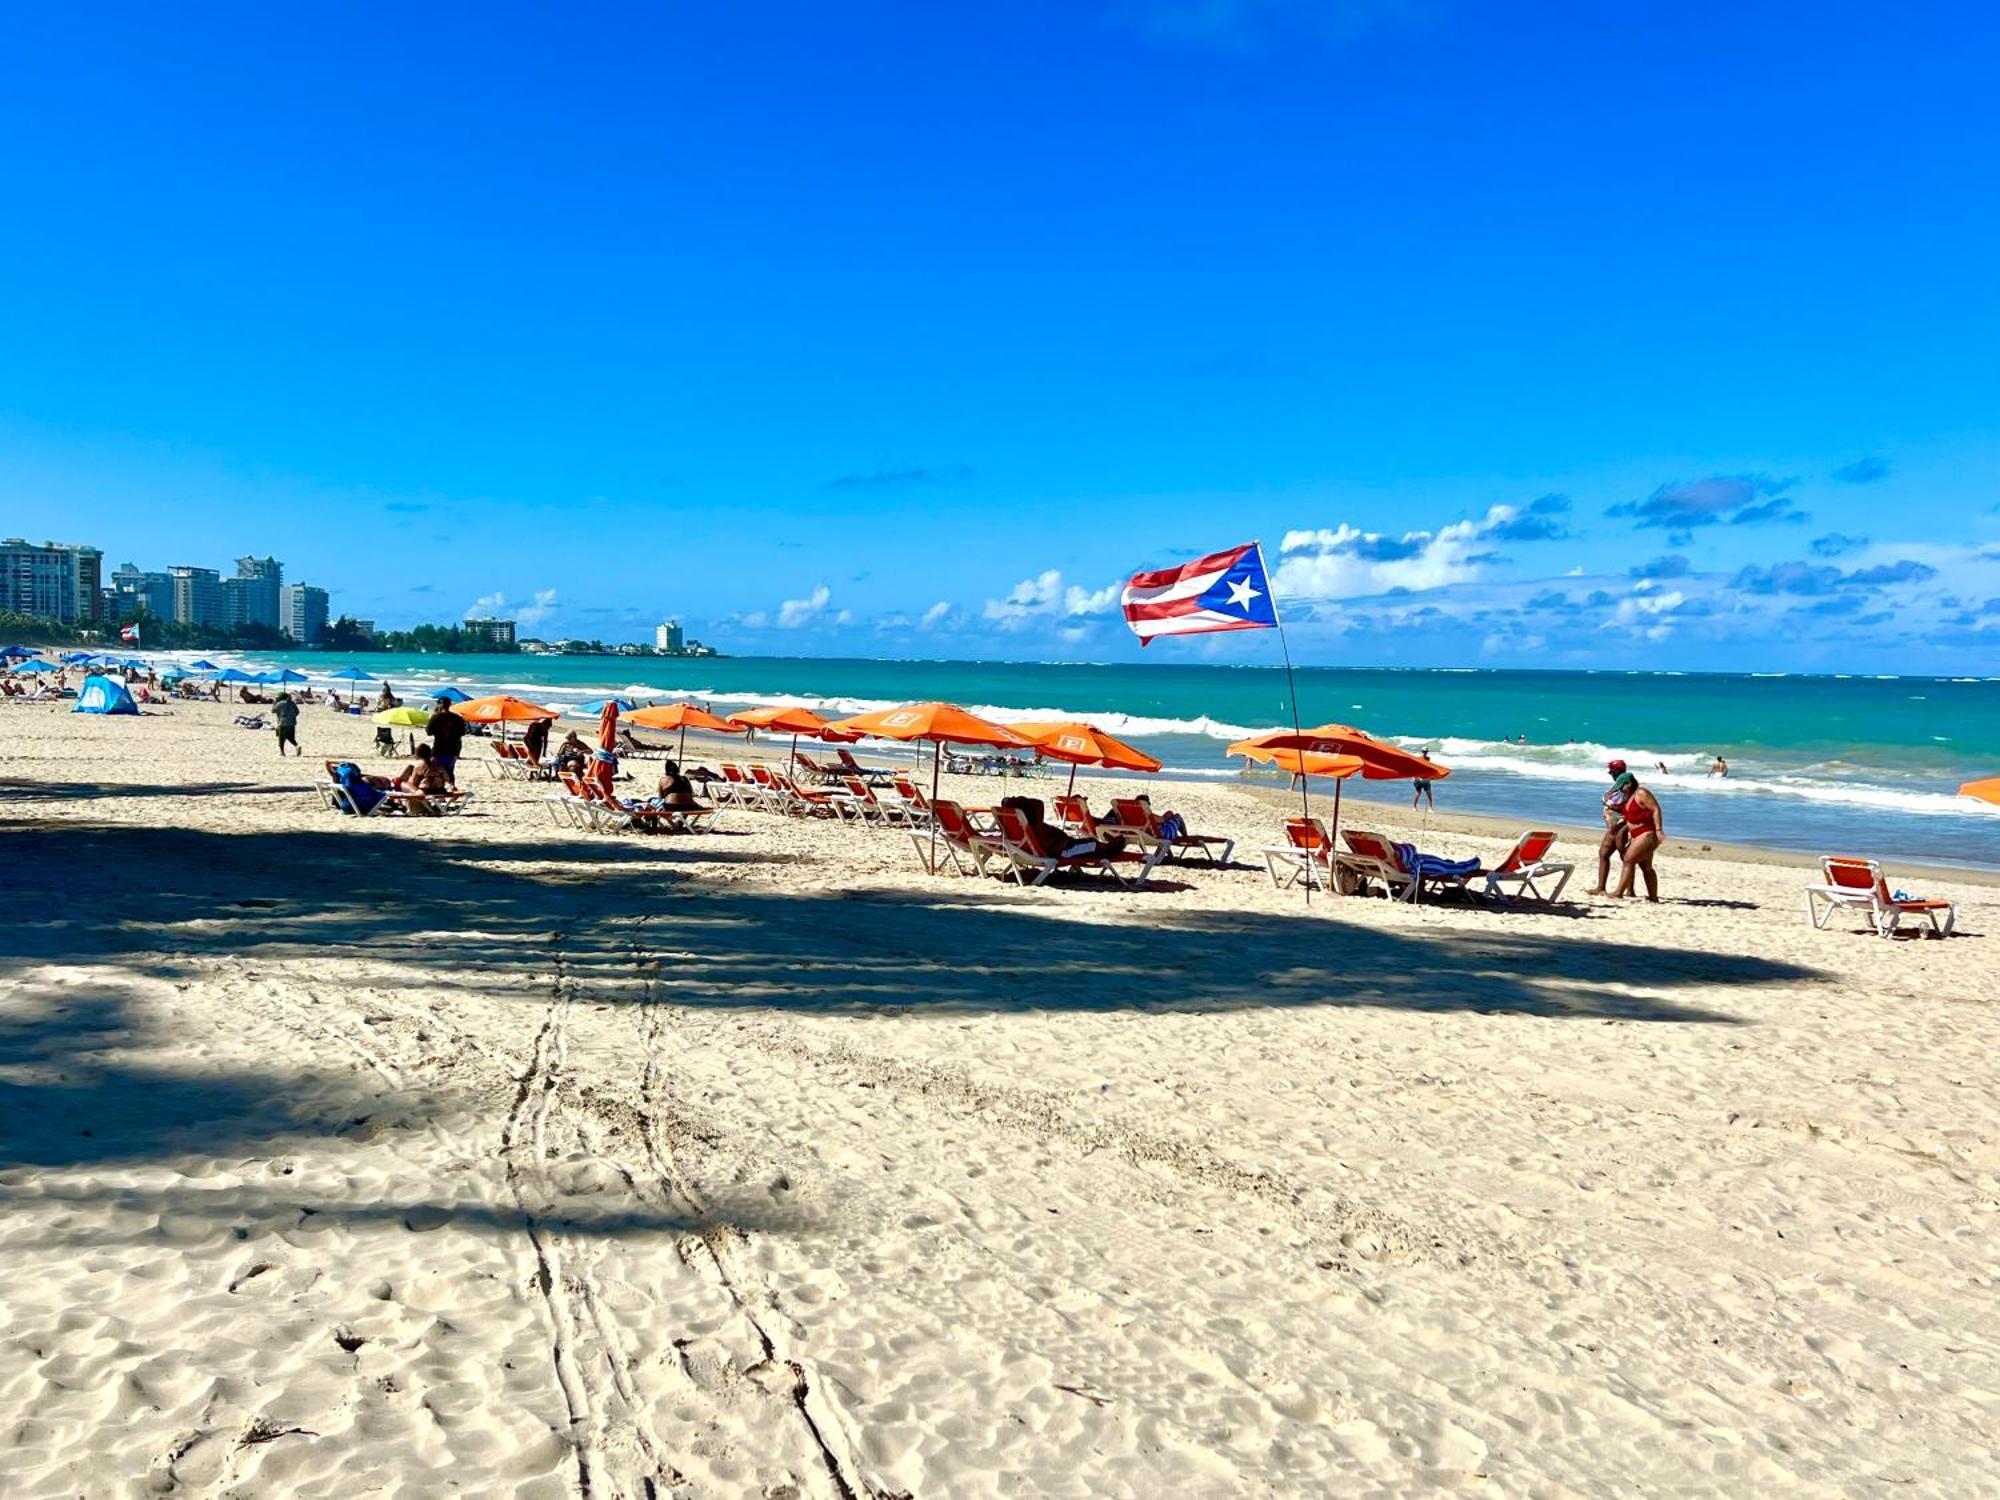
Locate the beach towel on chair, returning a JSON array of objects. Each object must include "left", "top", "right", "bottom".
[
  {"left": 331, "top": 761, "right": 386, "bottom": 815},
  {"left": 1394, "top": 841, "right": 1480, "bottom": 880}
]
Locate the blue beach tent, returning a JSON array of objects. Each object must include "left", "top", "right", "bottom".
[
  {"left": 430, "top": 685, "right": 471, "bottom": 703},
  {"left": 73, "top": 674, "right": 139, "bottom": 715}
]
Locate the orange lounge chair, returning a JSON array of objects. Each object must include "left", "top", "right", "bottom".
[
  {"left": 1336, "top": 829, "right": 1481, "bottom": 903},
  {"left": 1103, "top": 797, "right": 1235, "bottom": 866},
  {"left": 1262, "top": 817, "right": 1334, "bottom": 890},
  {"left": 916, "top": 799, "right": 1005, "bottom": 876},
  {"left": 1807, "top": 857, "right": 1956, "bottom": 938},
  {"left": 767, "top": 770, "right": 860, "bottom": 819},
  {"left": 989, "top": 806, "right": 1162, "bottom": 888},
  {"left": 1481, "top": 830, "right": 1575, "bottom": 903},
  {"left": 793, "top": 752, "right": 842, "bottom": 785},
  {"left": 1052, "top": 794, "right": 1101, "bottom": 839},
  {"left": 836, "top": 747, "right": 892, "bottom": 784}
]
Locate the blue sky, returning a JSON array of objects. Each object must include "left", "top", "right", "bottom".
[{"left": 2, "top": 1, "right": 1996, "bottom": 670}]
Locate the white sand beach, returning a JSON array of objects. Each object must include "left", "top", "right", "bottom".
[{"left": 4, "top": 699, "right": 1998, "bottom": 1497}]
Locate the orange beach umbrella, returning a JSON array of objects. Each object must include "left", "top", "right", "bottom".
[
  {"left": 627, "top": 700, "right": 747, "bottom": 761},
  {"left": 458, "top": 694, "right": 560, "bottom": 742},
  {"left": 726, "top": 704, "right": 862, "bottom": 775},
  {"left": 459, "top": 694, "right": 558, "bottom": 723},
  {"left": 1230, "top": 724, "right": 1448, "bottom": 782},
  {"left": 826, "top": 703, "right": 1033, "bottom": 872},
  {"left": 1011, "top": 720, "right": 1162, "bottom": 795},
  {"left": 1230, "top": 724, "right": 1449, "bottom": 862},
  {"left": 1959, "top": 777, "right": 2000, "bottom": 806},
  {"left": 1233, "top": 745, "right": 1365, "bottom": 780}
]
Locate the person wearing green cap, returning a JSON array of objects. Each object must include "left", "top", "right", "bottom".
[{"left": 1590, "top": 759, "right": 1638, "bottom": 895}]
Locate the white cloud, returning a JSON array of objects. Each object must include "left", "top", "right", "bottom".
[
  {"left": 1064, "top": 581, "right": 1120, "bottom": 615},
  {"left": 465, "top": 587, "right": 560, "bottom": 631},
  {"left": 920, "top": 600, "right": 954, "bottom": 630},
  {"left": 1274, "top": 499, "right": 1567, "bottom": 602},
  {"left": 775, "top": 583, "right": 833, "bottom": 629},
  {"left": 985, "top": 569, "right": 1121, "bottom": 630}
]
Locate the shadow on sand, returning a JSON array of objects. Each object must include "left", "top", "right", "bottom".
[{"left": 3, "top": 813, "right": 1821, "bottom": 1198}]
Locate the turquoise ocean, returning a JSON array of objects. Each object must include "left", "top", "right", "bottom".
[{"left": 217, "top": 652, "right": 2000, "bottom": 869}]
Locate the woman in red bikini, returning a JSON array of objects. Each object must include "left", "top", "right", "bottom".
[{"left": 1613, "top": 774, "right": 1665, "bottom": 901}]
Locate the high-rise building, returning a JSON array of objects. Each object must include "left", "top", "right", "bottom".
[
  {"left": 230, "top": 555, "right": 283, "bottom": 630},
  {"left": 463, "top": 617, "right": 517, "bottom": 649},
  {"left": 281, "top": 584, "right": 330, "bottom": 645},
  {"left": 169, "top": 566, "right": 224, "bottom": 628},
  {"left": 655, "top": 621, "right": 685, "bottom": 653},
  {"left": 0, "top": 539, "right": 102, "bottom": 623},
  {"left": 110, "top": 562, "right": 175, "bottom": 621}
]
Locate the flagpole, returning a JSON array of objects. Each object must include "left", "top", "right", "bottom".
[{"left": 1256, "top": 541, "right": 1317, "bottom": 905}]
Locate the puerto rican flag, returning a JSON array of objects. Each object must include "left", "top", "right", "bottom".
[
  {"left": 1121, "top": 541, "right": 1280, "bottom": 645},
  {"left": 119, "top": 623, "right": 141, "bottom": 644}
]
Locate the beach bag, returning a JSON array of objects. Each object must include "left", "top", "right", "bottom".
[{"left": 1158, "top": 812, "right": 1188, "bottom": 842}]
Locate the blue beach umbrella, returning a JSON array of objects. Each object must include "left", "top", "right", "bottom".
[
  {"left": 329, "top": 666, "right": 378, "bottom": 684},
  {"left": 188, "top": 659, "right": 221, "bottom": 671},
  {"left": 8, "top": 658, "right": 59, "bottom": 673},
  {"left": 213, "top": 667, "right": 259, "bottom": 683},
  {"left": 429, "top": 685, "right": 471, "bottom": 703},
  {"left": 60, "top": 650, "right": 96, "bottom": 664},
  {"left": 264, "top": 668, "right": 309, "bottom": 683},
  {"left": 571, "top": 696, "right": 637, "bottom": 717},
  {"left": 0, "top": 644, "right": 35, "bottom": 659}
]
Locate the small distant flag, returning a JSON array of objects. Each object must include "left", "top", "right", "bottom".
[
  {"left": 1120, "top": 541, "right": 1279, "bottom": 646},
  {"left": 119, "top": 623, "right": 141, "bottom": 644}
]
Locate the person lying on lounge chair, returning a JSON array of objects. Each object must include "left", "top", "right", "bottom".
[{"left": 1001, "top": 796, "right": 1125, "bottom": 860}]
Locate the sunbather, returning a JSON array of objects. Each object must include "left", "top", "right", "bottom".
[
  {"left": 1001, "top": 796, "right": 1123, "bottom": 860},
  {"left": 553, "top": 730, "right": 591, "bottom": 776},
  {"left": 653, "top": 759, "right": 701, "bottom": 810}
]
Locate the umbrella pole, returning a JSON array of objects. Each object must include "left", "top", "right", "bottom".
[
  {"left": 1067, "top": 762, "right": 1077, "bottom": 797},
  {"left": 679, "top": 723, "right": 687, "bottom": 762},
  {"left": 1328, "top": 778, "right": 1344, "bottom": 893},
  {"left": 929, "top": 740, "right": 942, "bottom": 874},
  {"left": 790, "top": 732, "right": 798, "bottom": 777}
]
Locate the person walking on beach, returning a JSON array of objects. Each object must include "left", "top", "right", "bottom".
[
  {"left": 1590, "top": 759, "right": 1636, "bottom": 895},
  {"left": 271, "top": 690, "right": 301, "bottom": 757},
  {"left": 1412, "top": 749, "right": 1436, "bottom": 810},
  {"left": 424, "top": 694, "right": 467, "bottom": 788},
  {"left": 1613, "top": 773, "right": 1665, "bottom": 902}
]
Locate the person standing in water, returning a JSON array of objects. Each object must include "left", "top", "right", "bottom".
[{"left": 1613, "top": 772, "right": 1665, "bottom": 901}]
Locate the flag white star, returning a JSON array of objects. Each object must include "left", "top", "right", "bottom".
[{"left": 1225, "top": 577, "right": 1261, "bottom": 612}]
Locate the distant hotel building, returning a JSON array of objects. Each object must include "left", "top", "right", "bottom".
[
  {"left": 224, "top": 555, "right": 284, "bottom": 631},
  {"left": 655, "top": 621, "right": 686, "bottom": 653},
  {"left": 1, "top": 538, "right": 103, "bottom": 623},
  {"left": 281, "top": 583, "right": 330, "bottom": 645},
  {"left": 110, "top": 562, "right": 175, "bottom": 622},
  {"left": 169, "top": 566, "right": 225, "bottom": 628},
  {"left": 463, "top": 617, "right": 517, "bottom": 649}
]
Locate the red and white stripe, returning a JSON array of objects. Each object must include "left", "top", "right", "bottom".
[{"left": 1120, "top": 543, "right": 1260, "bottom": 644}]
